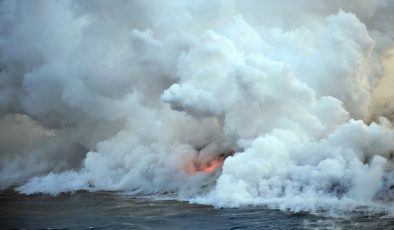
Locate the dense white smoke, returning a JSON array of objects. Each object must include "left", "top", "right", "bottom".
[{"left": 1, "top": 0, "right": 394, "bottom": 214}]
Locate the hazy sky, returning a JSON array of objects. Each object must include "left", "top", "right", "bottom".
[{"left": 373, "top": 50, "right": 394, "bottom": 98}]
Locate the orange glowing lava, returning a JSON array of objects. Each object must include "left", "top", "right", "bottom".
[
  {"left": 195, "top": 158, "right": 225, "bottom": 173},
  {"left": 184, "top": 149, "right": 235, "bottom": 175}
]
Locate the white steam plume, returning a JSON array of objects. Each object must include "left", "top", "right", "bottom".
[{"left": 1, "top": 0, "right": 394, "bottom": 214}]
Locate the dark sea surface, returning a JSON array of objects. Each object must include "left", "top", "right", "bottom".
[{"left": 1, "top": 190, "right": 393, "bottom": 230}]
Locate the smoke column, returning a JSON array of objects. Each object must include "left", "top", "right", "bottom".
[{"left": 1, "top": 0, "right": 394, "bottom": 214}]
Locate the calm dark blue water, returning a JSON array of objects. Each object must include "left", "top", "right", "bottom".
[{"left": 1, "top": 190, "right": 393, "bottom": 229}]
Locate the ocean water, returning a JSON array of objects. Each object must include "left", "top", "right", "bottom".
[{"left": 1, "top": 190, "right": 393, "bottom": 230}]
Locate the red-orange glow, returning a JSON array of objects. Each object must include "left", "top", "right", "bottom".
[
  {"left": 196, "top": 159, "right": 225, "bottom": 173},
  {"left": 183, "top": 149, "right": 235, "bottom": 175},
  {"left": 183, "top": 158, "right": 224, "bottom": 175}
]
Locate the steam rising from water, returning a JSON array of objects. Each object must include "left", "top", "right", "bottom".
[{"left": 1, "top": 0, "right": 394, "bottom": 214}]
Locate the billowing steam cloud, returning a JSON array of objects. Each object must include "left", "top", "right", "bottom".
[{"left": 1, "top": 0, "right": 394, "bottom": 214}]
